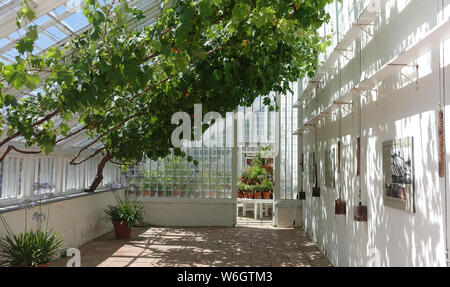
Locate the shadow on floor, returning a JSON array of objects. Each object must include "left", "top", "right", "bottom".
[{"left": 51, "top": 226, "right": 332, "bottom": 267}]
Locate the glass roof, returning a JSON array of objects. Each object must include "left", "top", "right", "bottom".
[{"left": 0, "top": 0, "right": 162, "bottom": 150}]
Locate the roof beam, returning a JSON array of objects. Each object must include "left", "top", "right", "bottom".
[{"left": 0, "top": 0, "right": 71, "bottom": 39}]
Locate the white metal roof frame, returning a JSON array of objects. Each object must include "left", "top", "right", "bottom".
[{"left": 0, "top": 0, "right": 162, "bottom": 152}]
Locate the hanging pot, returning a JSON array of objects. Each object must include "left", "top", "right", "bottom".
[
  {"left": 354, "top": 204, "right": 367, "bottom": 222},
  {"left": 335, "top": 199, "right": 346, "bottom": 215},
  {"left": 298, "top": 191, "right": 306, "bottom": 200},
  {"left": 312, "top": 187, "right": 320, "bottom": 197}
]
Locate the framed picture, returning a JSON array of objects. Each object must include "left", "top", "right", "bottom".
[
  {"left": 325, "top": 148, "right": 336, "bottom": 188},
  {"left": 382, "top": 137, "right": 415, "bottom": 213},
  {"left": 309, "top": 152, "right": 316, "bottom": 185}
]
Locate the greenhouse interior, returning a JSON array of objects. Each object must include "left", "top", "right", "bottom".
[{"left": 0, "top": 0, "right": 449, "bottom": 268}]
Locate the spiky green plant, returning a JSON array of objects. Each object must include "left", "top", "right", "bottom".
[
  {"left": 0, "top": 223, "right": 63, "bottom": 267},
  {"left": 104, "top": 195, "right": 145, "bottom": 228}
]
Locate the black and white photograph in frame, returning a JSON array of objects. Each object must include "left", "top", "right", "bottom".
[
  {"left": 309, "top": 152, "right": 316, "bottom": 185},
  {"left": 325, "top": 147, "right": 336, "bottom": 188},
  {"left": 382, "top": 137, "right": 415, "bottom": 213}
]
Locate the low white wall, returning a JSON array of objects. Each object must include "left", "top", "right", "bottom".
[
  {"left": 276, "top": 200, "right": 304, "bottom": 228},
  {"left": 141, "top": 200, "right": 234, "bottom": 227},
  {"left": 0, "top": 190, "right": 124, "bottom": 250}
]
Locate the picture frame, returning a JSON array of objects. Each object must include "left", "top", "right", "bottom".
[
  {"left": 325, "top": 147, "right": 336, "bottom": 188},
  {"left": 382, "top": 137, "right": 415, "bottom": 213}
]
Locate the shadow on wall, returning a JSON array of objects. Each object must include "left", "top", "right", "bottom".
[{"left": 303, "top": 0, "right": 447, "bottom": 267}]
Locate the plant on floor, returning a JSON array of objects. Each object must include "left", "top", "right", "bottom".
[
  {"left": 0, "top": 0, "right": 333, "bottom": 193},
  {"left": 104, "top": 194, "right": 145, "bottom": 239},
  {"left": 0, "top": 182, "right": 63, "bottom": 267}
]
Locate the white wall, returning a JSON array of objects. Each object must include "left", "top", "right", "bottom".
[
  {"left": 276, "top": 200, "right": 303, "bottom": 228},
  {"left": 301, "top": 0, "right": 450, "bottom": 267},
  {"left": 0, "top": 190, "right": 124, "bottom": 250}
]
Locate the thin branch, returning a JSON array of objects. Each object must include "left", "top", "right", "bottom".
[
  {"left": 0, "top": 110, "right": 59, "bottom": 148},
  {"left": 110, "top": 159, "right": 133, "bottom": 166},
  {"left": 56, "top": 126, "right": 88, "bottom": 144},
  {"left": 69, "top": 112, "right": 147, "bottom": 165},
  {"left": 69, "top": 146, "right": 106, "bottom": 166},
  {"left": 0, "top": 146, "right": 41, "bottom": 162}
]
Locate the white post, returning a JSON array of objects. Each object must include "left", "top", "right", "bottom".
[
  {"left": 274, "top": 92, "right": 281, "bottom": 226},
  {"left": 232, "top": 109, "right": 238, "bottom": 225}
]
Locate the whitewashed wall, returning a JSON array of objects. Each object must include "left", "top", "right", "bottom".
[
  {"left": 301, "top": 0, "right": 450, "bottom": 267},
  {"left": 140, "top": 199, "right": 235, "bottom": 226},
  {"left": 0, "top": 190, "right": 125, "bottom": 251}
]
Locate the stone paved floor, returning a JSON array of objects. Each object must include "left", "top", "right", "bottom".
[{"left": 51, "top": 227, "right": 332, "bottom": 267}]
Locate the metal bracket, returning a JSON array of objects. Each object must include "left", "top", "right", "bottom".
[
  {"left": 334, "top": 101, "right": 353, "bottom": 114},
  {"left": 355, "top": 24, "right": 375, "bottom": 37},
  {"left": 388, "top": 64, "right": 419, "bottom": 88},
  {"left": 354, "top": 88, "right": 377, "bottom": 101},
  {"left": 335, "top": 48, "right": 352, "bottom": 62}
]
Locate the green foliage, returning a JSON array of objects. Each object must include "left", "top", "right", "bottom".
[
  {"left": 0, "top": 0, "right": 333, "bottom": 188},
  {"left": 259, "top": 178, "right": 273, "bottom": 192},
  {"left": 104, "top": 195, "right": 145, "bottom": 228},
  {"left": 238, "top": 152, "right": 273, "bottom": 193},
  {"left": 0, "top": 229, "right": 63, "bottom": 267}
]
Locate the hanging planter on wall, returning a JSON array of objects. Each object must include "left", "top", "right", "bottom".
[
  {"left": 298, "top": 190, "right": 306, "bottom": 200},
  {"left": 312, "top": 186, "right": 321, "bottom": 197},
  {"left": 312, "top": 162, "right": 320, "bottom": 197},
  {"left": 354, "top": 202, "right": 367, "bottom": 222},
  {"left": 335, "top": 198, "right": 346, "bottom": 215}
]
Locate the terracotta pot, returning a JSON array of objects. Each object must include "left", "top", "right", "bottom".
[
  {"left": 112, "top": 220, "right": 132, "bottom": 239},
  {"left": 335, "top": 199, "right": 346, "bottom": 215},
  {"left": 172, "top": 190, "right": 184, "bottom": 197},
  {"left": 12, "top": 262, "right": 50, "bottom": 267},
  {"left": 298, "top": 192, "right": 306, "bottom": 200},
  {"left": 243, "top": 191, "right": 249, "bottom": 198},
  {"left": 398, "top": 188, "right": 407, "bottom": 200},
  {"left": 312, "top": 187, "right": 321, "bottom": 197},
  {"left": 354, "top": 205, "right": 367, "bottom": 222},
  {"left": 254, "top": 192, "right": 262, "bottom": 199},
  {"left": 150, "top": 191, "right": 156, "bottom": 197},
  {"left": 237, "top": 192, "right": 243, "bottom": 198},
  {"left": 142, "top": 190, "right": 150, "bottom": 196},
  {"left": 263, "top": 191, "right": 272, "bottom": 199}
]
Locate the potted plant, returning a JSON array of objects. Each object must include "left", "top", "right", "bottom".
[
  {"left": 0, "top": 182, "right": 63, "bottom": 267},
  {"left": 0, "top": 228, "right": 63, "bottom": 267},
  {"left": 260, "top": 179, "right": 273, "bottom": 199},
  {"left": 104, "top": 195, "right": 145, "bottom": 239},
  {"left": 253, "top": 184, "right": 263, "bottom": 199}
]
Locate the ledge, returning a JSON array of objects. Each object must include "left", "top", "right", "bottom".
[{"left": 0, "top": 188, "right": 124, "bottom": 215}]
